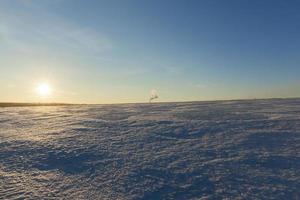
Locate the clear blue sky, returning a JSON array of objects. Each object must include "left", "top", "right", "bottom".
[{"left": 0, "top": 0, "right": 299, "bottom": 103}]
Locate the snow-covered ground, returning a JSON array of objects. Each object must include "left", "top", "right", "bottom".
[{"left": 0, "top": 99, "right": 299, "bottom": 199}]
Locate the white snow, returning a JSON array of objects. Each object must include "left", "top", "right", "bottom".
[{"left": 0, "top": 99, "right": 299, "bottom": 199}]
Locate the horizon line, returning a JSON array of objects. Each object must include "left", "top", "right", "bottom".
[{"left": 0, "top": 96, "right": 299, "bottom": 107}]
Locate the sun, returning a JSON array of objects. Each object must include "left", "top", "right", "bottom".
[{"left": 36, "top": 83, "right": 52, "bottom": 97}]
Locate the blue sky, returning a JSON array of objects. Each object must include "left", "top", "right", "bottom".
[{"left": 0, "top": 0, "right": 300, "bottom": 103}]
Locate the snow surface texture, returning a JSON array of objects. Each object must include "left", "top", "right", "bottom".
[{"left": 0, "top": 99, "right": 299, "bottom": 200}]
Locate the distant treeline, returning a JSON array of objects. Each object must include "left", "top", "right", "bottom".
[{"left": 0, "top": 103, "right": 75, "bottom": 107}]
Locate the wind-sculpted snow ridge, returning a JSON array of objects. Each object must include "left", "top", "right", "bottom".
[{"left": 0, "top": 99, "right": 299, "bottom": 199}]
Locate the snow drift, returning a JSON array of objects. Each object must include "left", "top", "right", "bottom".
[{"left": 0, "top": 99, "right": 299, "bottom": 199}]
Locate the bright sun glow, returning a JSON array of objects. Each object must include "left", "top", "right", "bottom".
[{"left": 36, "top": 83, "right": 52, "bottom": 97}]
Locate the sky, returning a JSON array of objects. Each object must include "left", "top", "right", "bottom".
[{"left": 0, "top": 0, "right": 300, "bottom": 104}]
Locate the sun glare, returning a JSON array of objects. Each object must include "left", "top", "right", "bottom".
[{"left": 36, "top": 83, "right": 52, "bottom": 97}]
